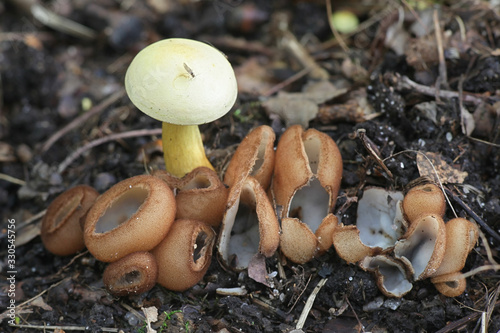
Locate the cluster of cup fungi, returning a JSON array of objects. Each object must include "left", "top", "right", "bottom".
[{"left": 41, "top": 38, "right": 478, "bottom": 298}]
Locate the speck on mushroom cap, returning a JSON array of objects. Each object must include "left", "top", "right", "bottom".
[
  {"left": 41, "top": 185, "right": 99, "bottom": 256},
  {"left": 125, "top": 38, "right": 238, "bottom": 125},
  {"left": 84, "top": 175, "right": 176, "bottom": 262}
]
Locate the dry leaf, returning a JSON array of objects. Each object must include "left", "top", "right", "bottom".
[
  {"left": 248, "top": 253, "right": 270, "bottom": 286},
  {"left": 31, "top": 296, "right": 53, "bottom": 311},
  {"left": 142, "top": 306, "right": 158, "bottom": 333},
  {"left": 417, "top": 152, "right": 468, "bottom": 184}
]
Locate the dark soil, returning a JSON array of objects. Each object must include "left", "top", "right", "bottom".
[{"left": 1, "top": 1, "right": 499, "bottom": 332}]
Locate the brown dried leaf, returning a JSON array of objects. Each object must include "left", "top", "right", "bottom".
[
  {"left": 31, "top": 296, "right": 53, "bottom": 311},
  {"left": 248, "top": 253, "right": 270, "bottom": 286},
  {"left": 416, "top": 152, "right": 468, "bottom": 184}
]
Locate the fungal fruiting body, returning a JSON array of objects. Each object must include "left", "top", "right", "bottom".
[
  {"left": 273, "top": 125, "right": 342, "bottom": 263},
  {"left": 41, "top": 185, "right": 99, "bottom": 256},
  {"left": 84, "top": 175, "right": 176, "bottom": 262}
]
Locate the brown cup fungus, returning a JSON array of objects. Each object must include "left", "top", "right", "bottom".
[
  {"left": 218, "top": 176, "right": 280, "bottom": 270},
  {"left": 41, "top": 185, "right": 99, "bottom": 256},
  {"left": 223, "top": 125, "right": 276, "bottom": 191},
  {"left": 84, "top": 175, "right": 175, "bottom": 262},
  {"left": 430, "top": 217, "right": 479, "bottom": 297},
  {"left": 153, "top": 167, "right": 228, "bottom": 228},
  {"left": 273, "top": 125, "right": 342, "bottom": 263},
  {"left": 402, "top": 183, "right": 446, "bottom": 223},
  {"left": 152, "top": 219, "right": 216, "bottom": 291},
  {"left": 103, "top": 251, "right": 158, "bottom": 296}
]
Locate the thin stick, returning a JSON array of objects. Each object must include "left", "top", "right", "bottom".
[
  {"left": 325, "top": 0, "right": 349, "bottom": 53},
  {"left": 393, "top": 74, "right": 491, "bottom": 105},
  {"left": 10, "top": 324, "right": 118, "bottom": 332},
  {"left": 433, "top": 9, "right": 449, "bottom": 90},
  {"left": 58, "top": 128, "right": 162, "bottom": 173},
  {"left": 296, "top": 278, "right": 328, "bottom": 330},
  {"left": 262, "top": 67, "right": 311, "bottom": 97},
  {"left": 41, "top": 89, "right": 125, "bottom": 154},
  {"left": 0, "top": 173, "right": 26, "bottom": 186}
]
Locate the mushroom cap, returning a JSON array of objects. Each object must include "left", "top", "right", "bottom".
[
  {"left": 84, "top": 175, "right": 176, "bottom": 262},
  {"left": 103, "top": 251, "right": 158, "bottom": 296},
  {"left": 402, "top": 183, "right": 446, "bottom": 223},
  {"left": 41, "top": 185, "right": 99, "bottom": 256},
  {"left": 152, "top": 219, "right": 216, "bottom": 291},
  {"left": 153, "top": 167, "right": 229, "bottom": 228},
  {"left": 125, "top": 38, "right": 238, "bottom": 125}
]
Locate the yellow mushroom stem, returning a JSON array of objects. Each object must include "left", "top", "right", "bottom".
[{"left": 162, "top": 123, "right": 214, "bottom": 177}]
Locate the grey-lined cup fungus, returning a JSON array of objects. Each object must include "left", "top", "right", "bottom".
[
  {"left": 125, "top": 38, "right": 238, "bottom": 177},
  {"left": 153, "top": 167, "right": 228, "bottom": 228},
  {"left": 218, "top": 176, "right": 280, "bottom": 270},
  {"left": 84, "top": 175, "right": 176, "bottom": 262},
  {"left": 41, "top": 185, "right": 99, "bottom": 256},
  {"left": 332, "top": 187, "right": 405, "bottom": 264},
  {"left": 223, "top": 125, "right": 276, "bottom": 191},
  {"left": 152, "top": 219, "right": 216, "bottom": 291},
  {"left": 272, "top": 125, "right": 343, "bottom": 264},
  {"left": 103, "top": 251, "right": 158, "bottom": 296}
]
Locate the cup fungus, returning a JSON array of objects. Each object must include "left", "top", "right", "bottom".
[
  {"left": 125, "top": 38, "right": 238, "bottom": 177},
  {"left": 223, "top": 125, "right": 276, "bottom": 191},
  {"left": 84, "top": 175, "right": 176, "bottom": 262},
  {"left": 333, "top": 187, "right": 405, "bottom": 264},
  {"left": 103, "top": 251, "right": 158, "bottom": 296},
  {"left": 394, "top": 214, "right": 446, "bottom": 280},
  {"left": 272, "top": 125, "right": 342, "bottom": 263},
  {"left": 218, "top": 176, "right": 280, "bottom": 270},
  {"left": 402, "top": 182, "right": 446, "bottom": 223},
  {"left": 152, "top": 219, "right": 216, "bottom": 291},
  {"left": 153, "top": 167, "right": 228, "bottom": 228},
  {"left": 41, "top": 185, "right": 99, "bottom": 256},
  {"left": 360, "top": 255, "right": 413, "bottom": 298},
  {"left": 430, "top": 217, "right": 479, "bottom": 297}
]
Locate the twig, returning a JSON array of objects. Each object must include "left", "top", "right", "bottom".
[
  {"left": 444, "top": 188, "right": 500, "bottom": 244},
  {"left": 392, "top": 74, "right": 491, "bottom": 105},
  {"left": 41, "top": 89, "right": 126, "bottom": 154},
  {"left": 325, "top": 0, "right": 349, "bottom": 53},
  {"left": 296, "top": 278, "right": 328, "bottom": 330},
  {"left": 58, "top": 128, "right": 163, "bottom": 173},
  {"left": 433, "top": 9, "right": 449, "bottom": 91},
  {"left": 262, "top": 67, "right": 311, "bottom": 97},
  {"left": 0, "top": 173, "right": 26, "bottom": 186},
  {"left": 10, "top": 324, "right": 119, "bottom": 332}
]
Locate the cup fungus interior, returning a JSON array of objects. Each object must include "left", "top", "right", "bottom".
[
  {"left": 193, "top": 231, "right": 209, "bottom": 263},
  {"left": 357, "top": 188, "right": 405, "bottom": 249},
  {"left": 222, "top": 189, "right": 261, "bottom": 269},
  {"left": 94, "top": 187, "right": 149, "bottom": 233},
  {"left": 395, "top": 216, "right": 442, "bottom": 280},
  {"left": 362, "top": 256, "right": 413, "bottom": 297},
  {"left": 288, "top": 178, "right": 329, "bottom": 233},
  {"left": 180, "top": 173, "right": 211, "bottom": 191}
]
